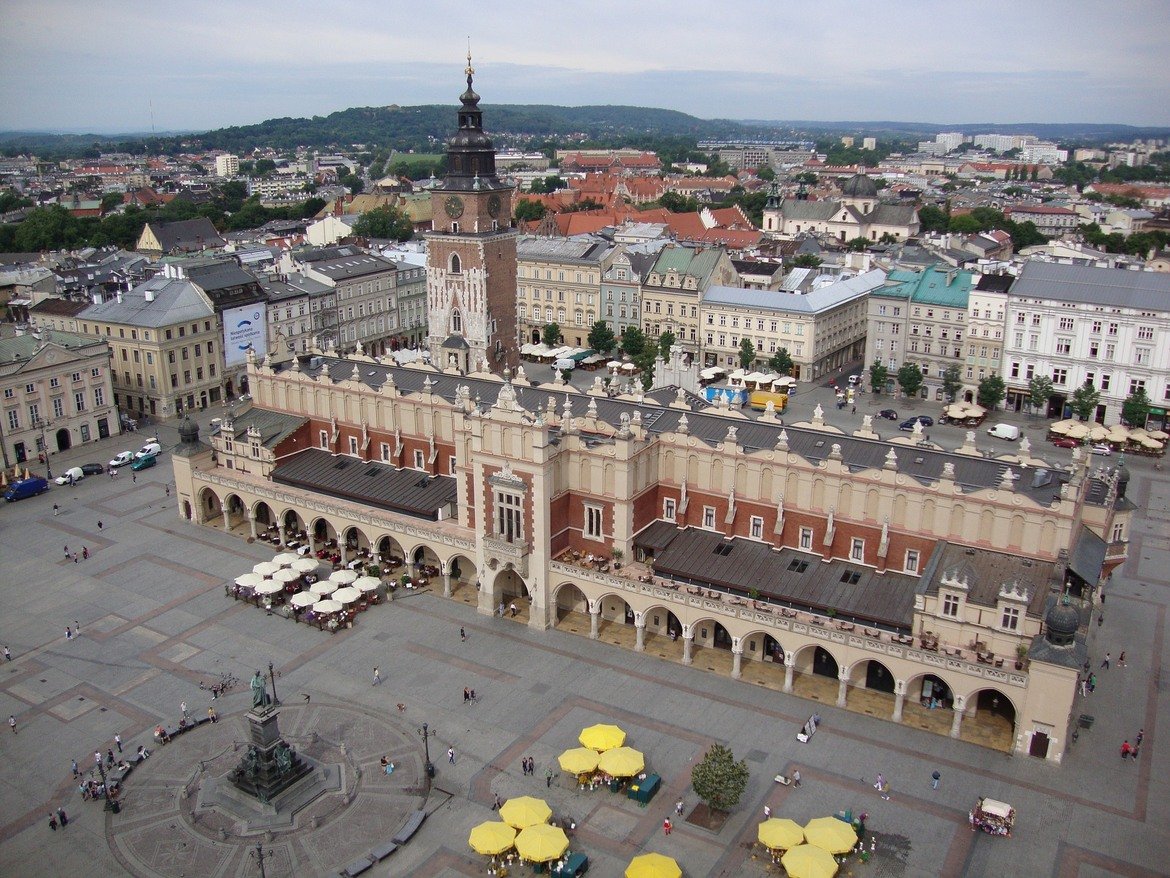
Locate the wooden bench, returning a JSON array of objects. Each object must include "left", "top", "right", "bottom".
[
  {"left": 391, "top": 809, "right": 427, "bottom": 845},
  {"left": 368, "top": 840, "right": 398, "bottom": 861},
  {"left": 339, "top": 855, "right": 374, "bottom": 877}
]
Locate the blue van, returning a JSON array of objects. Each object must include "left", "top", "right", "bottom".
[{"left": 4, "top": 476, "right": 50, "bottom": 502}]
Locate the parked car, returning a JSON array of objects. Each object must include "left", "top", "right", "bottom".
[
  {"left": 1089, "top": 443, "right": 1112, "bottom": 456},
  {"left": 987, "top": 423, "right": 1020, "bottom": 441},
  {"left": 54, "top": 466, "right": 85, "bottom": 486},
  {"left": 135, "top": 440, "right": 162, "bottom": 459},
  {"left": 109, "top": 451, "right": 135, "bottom": 468},
  {"left": 898, "top": 416, "right": 933, "bottom": 431},
  {"left": 1050, "top": 437, "right": 1080, "bottom": 449},
  {"left": 130, "top": 454, "right": 157, "bottom": 472},
  {"left": 80, "top": 462, "right": 105, "bottom": 475},
  {"left": 877, "top": 409, "right": 899, "bottom": 421},
  {"left": 4, "top": 476, "right": 49, "bottom": 502}
]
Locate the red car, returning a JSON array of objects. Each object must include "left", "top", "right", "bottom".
[{"left": 1050, "top": 437, "right": 1079, "bottom": 448}]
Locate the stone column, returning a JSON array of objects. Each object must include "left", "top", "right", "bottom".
[
  {"left": 836, "top": 671, "right": 849, "bottom": 708},
  {"left": 635, "top": 621, "right": 646, "bottom": 652},
  {"left": 442, "top": 572, "right": 452, "bottom": 598},
  {"left": 222, "top": 507, "right": 231, "bottom": 531},
  {"left": 950, "top": 700, "right": 964, "bottom": 738},
  {"left": 247, "top": 510, "right": 257, "bottom": 540},
  {"left": 784, "top": 657, "right": 795, "bottom": 694},
  {"left": 731, "top": 644, "right": 743, "bottom": 679},
  {"left": 682, "top": 631, "right": 694, "bottom": 666},
  {"left": 589, "top": 603, "right": 601, "bottom": 640},
  {"left": 892, "top": 691, "right": 905, "bottom": 723}
]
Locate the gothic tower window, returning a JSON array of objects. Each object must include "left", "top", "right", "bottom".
[
  {"left": 452, "top": 310, "right": 462, "bottom": 333},
  {"left": 450, "top": 253, "right": 461, "bottom": 274}
]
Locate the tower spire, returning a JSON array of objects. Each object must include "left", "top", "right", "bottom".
[{"left": 465, "top": 38, "right": 474, "bottom": 91}]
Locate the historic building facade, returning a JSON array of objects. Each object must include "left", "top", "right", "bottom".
[{"left": 172, "top": 347, "right": 1129, "bottom": 763}]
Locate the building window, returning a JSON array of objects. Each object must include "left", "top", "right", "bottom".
[
  {"left": 410, "top": 449, "right": 423, "bottom": 469},
  {"left": 348, "top": 436, "right": 358, "bottom": 455},
  {"left": 6, "top": 410, "right": 18, "bottom": 430},
  {"left": 942, "top": 593, "right": 960, "bottom": 617},
  {"left": 448, "top": 455, "right": 457, "bottom": 475},
  {"left": 905, "top": 549, "right": 920, "bottom": 573},
  {"left": 799, "top": 527, "right": 813, "bottom": 550},
  {"left": 663, "top": 498, "right": 676, "bottom": 521},
  {"left": 1000, "top": 606, "right": 1020, "bottom": 631},
  {"left": 750, "top": 516, "right": 764, "bottom": 539},
  {"left": 1129, "top": 379, "right": 1145, "bottom": 395},
  {"left": 1058, "top": 317, "right": 1074, "bottom": 331},
  {"left": 74, "top": 392, "right": 86, "bottom": 412},
  {"left": 702, "top": 506, "right": 716, "bottom": 529},
  {"left": 1111, "top": 522, "right": 1125, "bottom": 542},
  {"left": 494, "top": 490, "right": 523, "bottom": 543},
  {"left": 93, "top": 387, "right": 104, "bottom": 407},
  {"left": 850, "top": 538, "right": 864, "bottom": 561},
  {"left": 380, "top": 442, "right": 390, "bottom": 462},
  {"left": 585, "top": 504, "right": 603, "bottom": 538},
  {"left": 319, "top": 430, "right": 329, "bottom": 449},
  {"left": 1052, "top": 368, "right": 1067, "bottom": 386}
]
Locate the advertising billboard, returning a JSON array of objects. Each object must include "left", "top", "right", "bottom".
[{"left": 223, "top": 304, "right": 268, "bottom": 367}]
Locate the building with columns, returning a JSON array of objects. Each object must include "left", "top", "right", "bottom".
[{"left": 171, "top": 346, "right": 1130, "bottom": 763}]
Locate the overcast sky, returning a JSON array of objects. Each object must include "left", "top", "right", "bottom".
[{"left": 3, "top": 0, "right": 1168, "bottom": 133}]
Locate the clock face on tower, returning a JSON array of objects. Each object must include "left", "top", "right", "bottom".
[
  {"left": 444, "top": 195, "right": 465, "bottom": 219},
  {"left": 487, "top": 193, "right": 501, "bottom": 218}
]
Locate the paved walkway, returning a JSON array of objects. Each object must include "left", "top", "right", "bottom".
[{"left": 0, "top": 414, "right": 1167, "bottom": 876}]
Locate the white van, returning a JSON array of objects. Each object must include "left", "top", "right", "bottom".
[
  {"left": 135, "top": 440, "right": 162, "bottom": 459},
  {"left": 987, "top": 423, "right": 1020, "bottom": 441},
  {"left": 554, "top": 358, "right": 576, "bottom": 372}
]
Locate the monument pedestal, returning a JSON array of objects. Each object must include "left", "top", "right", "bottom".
[{"left": 229, "top": 706, "right": 312, "bottom": 802}]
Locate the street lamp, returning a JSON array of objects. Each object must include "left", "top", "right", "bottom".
[
  {"left": 267, "top": 661, "right": 281, "bottom": 706},
  {"left": 249, "top": 842, "right": 269, "bottom": 878},
  {"left": 94, "top": 751, "right": 114, "bottom": 812},
  {"left": 32, "top": 416, "right": 51, "bottom": 479},
  {"left": 418, "top": 722, "right": 436, "bottom": 778}
]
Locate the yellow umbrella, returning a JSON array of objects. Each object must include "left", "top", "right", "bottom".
[
  {"left": 514, "top": 823, "right": 569, "bottom": 863},
  {"left": 625, "top": 852, "right": 682, "bottom": 878},
  {"left": 597, "top": 746, "right": 645, "bottom": 777},
  {"left": 558, "top": 747, "right": 600, "bottom": 774},
  {"left": 579, "top": 723, "right": 626, "bottom": 751},
  {"left": 468, "top": 821, "right": 516, "bottom": 855},
  {"left": 758, "top": 817, "right": 805, "bottom": 850},
  {"left": 498, "top": 795, "right": 552, "bottom": 829},
  {"left": 803, "top": 816, "right": 858, "bottom": 855},
  {"left": 1066, "top": 423, "right": 1089, "bottom": 439},
  {"left": 781, "top": 844, "right": 839, "bottom": 878}
]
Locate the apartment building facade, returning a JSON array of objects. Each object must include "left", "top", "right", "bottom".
[
  {"left": 516, "top": 236, "right": 615, "bottom": 348},
  {"left": 641, "top": 245, "right": 738, "bottom": 354}
]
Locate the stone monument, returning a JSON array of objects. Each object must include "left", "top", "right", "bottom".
[{"left": 228, "top": 671, "right": 312, "bottom": 802}]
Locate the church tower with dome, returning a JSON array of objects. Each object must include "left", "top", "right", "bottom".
[{"left": 425, "top": 53, "right": 518, "bottom": 374}]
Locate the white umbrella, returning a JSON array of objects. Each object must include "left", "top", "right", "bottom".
[
  {"left": 353, "top": 576, "right": 381, "bottom": 592},
  {"left": 330, "top": 569, "right": 359, "bottom": 585},
  {"left": 965, "top": 403, "right": 986, "bottom": 415},
  {"left": 292, "top": 557, "right": 319, "bottom": 573},
  {"left": 1148, "top": 430, "right": 1168, "bottom": 440},
  {"left": 289, "top": 592, "right": 317, "bottom": 608},
  {"left": 310, "top": 580, "right": 338, "bottom": 595},
  {"left": 332, "top": 586, "right": 361, "bottom": 604},
  {"left": 235, "top": 573, "right": 266, "bottom": 588},
  {"left": 273, "top": 552, "right": 299, "bottom": 567},
  {"left": 312, "top": 599, "right": 343, "bottom": 614},
  {"left": 1141, "top": 437, "right": 1164, "bottom": 449},
  {"left": 253, "top": 561, "right": 281, "bottom": 577},
  {"left": 273, "top": 568, "right": 301, "bottom": 583},
  {"left": 607, "top": 361, "right": 623, "bottom": 370},
  {"left": 1048, "top": 422, "right": 1071, "bottom": 435},
  {"left": 1088, "top": 424, "right": 1110, "bottom": 441},
  {"left": 621, "top": 362, "right": 637, "bottom": 371},
  {"left": 774, "top": 375, "right": 796, "bottom": 386},
  {"left": 254, "top": 581, "right": 284, "bottom": 595},
  {"left": 1066, "top": 423, "right": 1090, "bottom": 439}
]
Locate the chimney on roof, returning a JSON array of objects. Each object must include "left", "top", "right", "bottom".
[
  {"left": 91, "top": 291, "right": 101, "bottom": 305},
  {"left": 144, "top": 288, "right": 154, "bottom": 302},
  {"left": 116, "top": 290, "right": 123, "bottom": 304}
]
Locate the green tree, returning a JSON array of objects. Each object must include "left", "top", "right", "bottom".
[
  {"left": 1070, "top": 380, "right": 1101, "bottom": 421},
  {"left": 587, "top": 320, "right": 616, "bottom": 354},
  {"left": 14, "top": 205, "right": 83, "bottom": 251},
  {"left": 1121, "top": 386, "right": 1151, "bottom": 427},
  {"left": 620, "top": 325, "right": 646, "bottom": 358},
  {"left": 896, "top": 362, "right": 924, "bottom": 399},
  {"left": 769, "top": 348, "right": 793, "bottom": 376},
  {"left": 658, "top": 330, "right": 677, "bottom": 360},
  {"left": 253, "top": 158, "right": 277, "bottom": 176},
  {"left": 542, "top": 323, "right": 562, "bottom": 348},
  {"left": 99, "top": 192, "right": 124, "bottom": 213},
  {"left": 738, "top": 338, "right": 756, "bottom": 368},
  {"left": 791, "top": 253, "right": 822, "bottom": 268},
  {"left": 691, "top": 743, "right": 749, "bottom": 814},
  {"left": 529, "top": 175, "right": 565, "bottom": 194},
  {"left": 1027, "top": 375, "right": 1054, "bottom": 416},
  {"left": 977, "top": 375, "right": 1006, "bottom": 410},
  {"left": 351, "top": 205, "right": 414, "bottom": 241},
  {"left": 869, "top": 359, "right": 889, "bottom": 394},
  {"left": 659, "top": 191, "right": 699, "bottom": 213},
  {"left": 845, "top": 236, "right": 870, "bottom": 252},
  {"left": 917, "top": 204, "right": 948, "bottom": 232},
  {"left": 514, "top": 199, "right": 546, "bottom": 222},
  {"left": 941, "top": 364, "right": 963, "bottom": 402},
  {"left": 756, "top": 165, "right": 776, "bottom": 181}
]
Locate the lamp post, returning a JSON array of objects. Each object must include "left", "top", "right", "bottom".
[
  {"left": 249, "top": 842, "right": 269, "bottom": 878},
  {"left": 418, "top": 722, "right": 436, "bottom": 778},
  {"left": 94, "top": 751, "right": 114, "bottom": 812},
  {"left": 267, "top": 661, "right": 280, "bottom": 706},
  {"left": 32, "top": 416, "right": 52, "bottom": 479}
]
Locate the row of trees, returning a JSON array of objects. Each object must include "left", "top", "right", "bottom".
[{"left": 916, "top": 204, "right": 1048, "bottom": 249}]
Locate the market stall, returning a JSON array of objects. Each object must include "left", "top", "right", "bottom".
[{"left": 972, "top": 797, "right": 1014, "bottom": 836}]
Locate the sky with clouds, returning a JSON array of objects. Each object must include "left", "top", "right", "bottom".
[{"left": 2, "top": 0, "right": 1168, "bottom": 133}]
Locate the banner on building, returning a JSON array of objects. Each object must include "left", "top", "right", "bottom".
[{"left": 223, "top": 304, "right": 268, "bottom": 367}]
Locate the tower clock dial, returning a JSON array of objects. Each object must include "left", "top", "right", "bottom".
[
  {"left": 487, "top": 193, "right": 502, "bottom": 218},
  {"left": 444, "top": 195, "right": 465, "bottom": 219}
]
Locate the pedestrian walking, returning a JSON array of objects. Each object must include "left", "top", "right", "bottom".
[
  {"left": 675, "top": 798, "right": 684, "bottom": 816},
  {"left": 497, "top": 601, "right": 505, "bottom": 617},
  {"left": 1101, "top": 653, "right": 1111, "bottom": 670},
  {"left": 97, "top": 520, "right": 103, "bottom": 531},
  {"left": 1136, "top": 729, "right": 1144, "bottom": 748},
  {"left": 1088, "top": 673, "right": 1097, "bottom": 692},
  {"left": 1098, "top": 613, "right": 1104, "bottom": 627},
  {"left": 3, "top": 645, "right": 10, "bottom": 661},
  {"left": 469, "top": 689, "right": 477, "bottom": 703},
  {"left": 132, "top": 473, "right": 136, "bottom": 483},
  {"left": 53, "top": 503, "right": 59, "bottom": 516},
  {"left": 447, "top": 747, "right": 456, "bottom": 764},
  {"left": 793, "top": 769, "right": 801, "bottom": 787},
  {"left": 115, "top": 733, "right": 122, "bottom": 753},
  {"left": 57, "top": 807, "right": 68, "bottom": 827},
  {"left": 763, "top": 804, "right": 772, "bottom": 818},
  {"left": 1121, "top": 740, "right": 1132, "bottom": 760},
  {"left": 1080, "top": 676, "right": 1088, "bottom": 696},
  {"left": 74, "top": 620, "right": 79, "bottom": 633},
  {"left": 851, "top": 405, "right": 856, "bottom": 414},
  {"left": 463, "top": 687, "right": 470, "bottom": 704},
  {"left": 931, "top": 770, "right": 941, "bottom": 790},
  {"left": 64, "top": 545, "right": 70, "bottom": 560},
  {"left": 165, "top": 485, "right": 170, "bottom": 497},
  {"left": 208, "top": 706, "right": 218, "bottom": 723},
  {"left": 873, "top": 773, "right": 884, "bottom": 791},
  {"left": 545, "top": 767, "right": 554, "bottom": 788},
  {"left": 663, "top": 817, "right": 672, "bottom": 835},
  {"left": 106, "top": 749, "right": 115, "bottom": 767},
  {"left": 66, "top": 627, "right": 73, "bottom": 641},
  {"left": 509, "top": 601, "right": 518, "bottom": 617},
  {"left": 82, "top": 547, "right": 88, "bottom": 560},
  {"left": 880, "top": 782, "right": 891, "bottom": 801},
  {"left": 492, "top": 793, "right": 502, "bottom": 811},
  {"left": 1118, "top": 651, "right": 1126, "bottom": 667},
  {"left": 460, "top": 626, "right": 466, "bottom": 642},
  {"left": 71, "top": 759, "right": 79, "bottom": 778},
  {"left": 49, "top": 814, "right": 57, "bottom": 832},
  {"left": 9, "top": 715, "right": 16, "bottom": 734},
  {"left": 373, "top": 667, "right": 381, "bottom": 686}
]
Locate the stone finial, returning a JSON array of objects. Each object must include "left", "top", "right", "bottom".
[
  {"left": 1019, "top": 435, "right": 1032, "bottom": 457},
  {"left": 355, "top": 339, "right": 365, "bottom": 356},
  {"left": 618, "top": 412, "right": 631, "bottom": 438},
  {"left": 676, "top": 386, "right": 687, "bottom": 405},
  {"left": 515, "top": 365, "right": 527, "bottom": 383},
  {"left": 562, "top": 395, "right": 573, "bottom": 418},
  {"left": 999, "top": 467, "right": 1017, "bottom": 490},
  {"left": 677, "top": 413, "right": 689, "bottom": 434},
  {"left": 912, "top": 419, "right": 924, "bottom": 437},
  {"left": 942, "top": 461, "right": 956, "bottom": 480},
  {"left": 725, "top": 425, "right": 738, "bottom": 446},
  {"left": 812, "top": 403, "right": 825, "bottom": 423},
  {"left": 586, "top": 397, "right": 598, "bottom": 420},
  {"left": 884, "top": 447, "right": 898, "bottom": 469},
  {"left": 631, "top": 410, "right": 642, "bottom": 426},
  {"left": 964, "top": 430, "right": 976, "bottom": 446},
  {"left": 422, "top": 375, "right": 434, "bottom": 394},
  {"left": 291, "top": 355, "right": 301, "bottom": 371},
  {"left": 861, "top": 414, "right": 873, "bottom": 432},
  {"left": 351, "top": 362, "right": 361, "bottom": 381},
  {"left": 828, "top": 442, "right": 843, "bottom": 460},
  {"left": 776, "top": 429, "right": 790, "bottom": 451}
]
